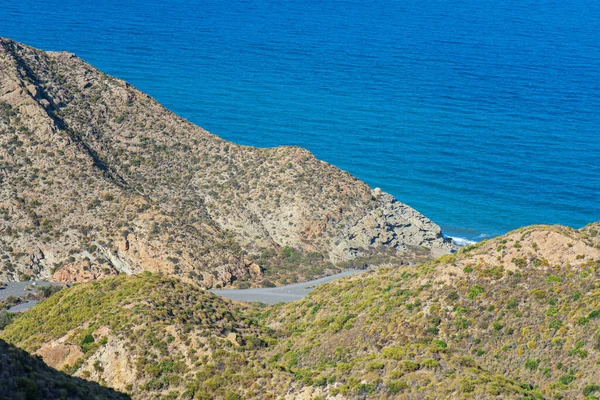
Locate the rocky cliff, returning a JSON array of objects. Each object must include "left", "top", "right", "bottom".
[{"left": 0, "top": 37, "right": 453, "bottom": 287}]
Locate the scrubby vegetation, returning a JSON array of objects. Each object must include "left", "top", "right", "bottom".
[
  {"left": 262, "top": 224, "right": 600, "bottom": 399},
  {"left": 2, "top": 38, "right": 600, "bottom": 400},
  {"left": 2, "top": 273, "right": 291, "bottom": 399},
  {"left": 5, "top": 224, "right": 599, "bottom": 398}
]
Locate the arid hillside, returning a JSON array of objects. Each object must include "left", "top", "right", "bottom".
[
  {"left": 0, "top": 37, "right": 453, "bottom": 287},
  {"left": 1, "top": 273, "right": 284, "bottom": 399},
  {"left": 3, "top": 223, "right": 599, "bottom": 399},
  {"left": 264, "top": 223, "right": 600, "bottom": 399},
  {"left": 0, "top": 272, "right": 533, "bottom": 400}
]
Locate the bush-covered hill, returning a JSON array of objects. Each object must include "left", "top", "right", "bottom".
[
  {"left": 6, "top": 223, "right": 600, "bottom": 399},
  {"left": 2, "top": 272, "right": 536, "bottom": 400},
  {"left": 1, "top": 273, "right": 289, "bottom": 399},
  {"left": 0, "top": 37, "right": 452, "bottom": 288},
  {"left": 263, "top": 224, "right": 600, "bottom": 399}
]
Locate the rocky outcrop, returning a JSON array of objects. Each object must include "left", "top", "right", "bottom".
[
  {"left": 0, "top": 37, "right": 454, "bottom": 287},
  {"left": 200, "top": 260, "right": 265, "bottom": 288},
  {"left": 580, "top": 222, "right": 600, "bottom": 247},
  {"left": 337, "top": 191, "right": 451, "bottom": 260},
  {"left": 51, "top": 259, "right": 119, "bottom": 283},
  {"left": 37, "top": 341, "right": 85, "bottom": 371}
]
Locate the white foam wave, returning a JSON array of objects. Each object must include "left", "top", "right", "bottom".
[{"left": 447, "top": 236, "right": 477, "bottom": 246}]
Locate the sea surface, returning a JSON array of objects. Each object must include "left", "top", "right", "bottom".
[{"left": 2, "top": 0, "right": 599, "bottom": 242}]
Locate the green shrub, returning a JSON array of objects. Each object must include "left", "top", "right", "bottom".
[
  {"left": 355, "top": 383, "right": 376, "bottom": 395},
  {"left": 559, "top": 374, "right": 575, "bottom": 385},
  {"left": 468, "top": 285, "right": 484, "bottom": 300},
  {"left": 446, "top": 291, "right": 459, "bottom": 301},
  {"left": 512, "top": 258, "right": 527, "bottom": 268},
  {"left": 461, "top": 378, "right": 475, "bottom": 393},
  {"left": 454, "top": 318, "right": 471, "bottom": 330},
  {"left": 531, "top": 289, "right": 546, "bottom": 299},
  {"left": 459, "top": 356, "right": 475, "bottom": 367},
  {"left": 0, "top": 311, "right": 14, "bottom": 329},
  {"left": 570, "top": 348, "right": 588, "bottom": 358},
  {"left": 549, "top": 320, "right": 563, "bottom": 330},
  {"left": 583, "top": 385, "right": 600, "bottom": 396},
  {"left": 483, "top": 266, "right": 504, "bottom": 279},
  {"left": 546, "top": 307, "right": 558, "bottom": 317},
  {"left": 366, "top": 360, "right": 385, "bottom": 370},
  {"left": 400, "top": 360, "right": 419, "bottom": 372},
  {"left": 387, "top": 380, "right": 408, "bottom": 394},
  {"left": 382, "top": 347, "right": 404, "bottom": 360},
  {"left": 422, "top": 358, "right": 439, "bottom": 368},
  {"left": 313, "top": 377, "right": 327, "bottom": 386},
  {"left": 569, "top": 341, "right": 589, "bottom": 358},
  {"left": 204, "top": 378, "right": 221, "bottom": 390},
  {"left": 577, "top": 316, "right": 589, "bottom": 325},
  {"left": 235, "top": 281, "right": 251, "bottom": 289},
  {"left": 546, "top": 275, "right": 562, "bottom": 284},
  {"left": 81, "top": 334, "right": 95, "bottom": 346},
  {"left": 524, "top": 359, "right": 539, "bottom": 371}
]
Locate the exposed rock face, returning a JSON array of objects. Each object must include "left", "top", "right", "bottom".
[
  {"left": 51, "top": 259, "right": 119, "bottom": 283},
  {"left": 0, "top": 37, "right": 454, "bottom": 287},
  {"left": 37, "top": 340, "right": 85, "bottom": 371}
]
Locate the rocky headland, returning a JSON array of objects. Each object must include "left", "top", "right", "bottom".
[{"left": 0, "top": 37, "right": 454, "bottom": 288}]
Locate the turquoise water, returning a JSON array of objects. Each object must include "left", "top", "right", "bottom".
[{"left": 2, "top": 0, "right": 599, "bottom": 242}]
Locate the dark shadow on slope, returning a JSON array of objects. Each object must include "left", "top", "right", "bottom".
[{"left": 0, "top": 339, "right": 130, "bottom": 400}]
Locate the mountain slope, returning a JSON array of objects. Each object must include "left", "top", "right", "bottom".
[
  {"left": 5, "top": 223, "right": 599, "bottom": 399},
  {"left": 263, "top": 223, "right": 600, "bottom": 399},
  {"left": 0, "top": 37, "right": 453, "bottom": 287},
  {"left": 1, "top": 273, "right": 289, "bottom": 399},
  {"left": 1, "top": 272, "right": 535, "bottom": 400}
]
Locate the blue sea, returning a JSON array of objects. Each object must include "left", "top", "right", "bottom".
[{"left": 2, "top": 0, "right": 599, "bottom": 242}]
